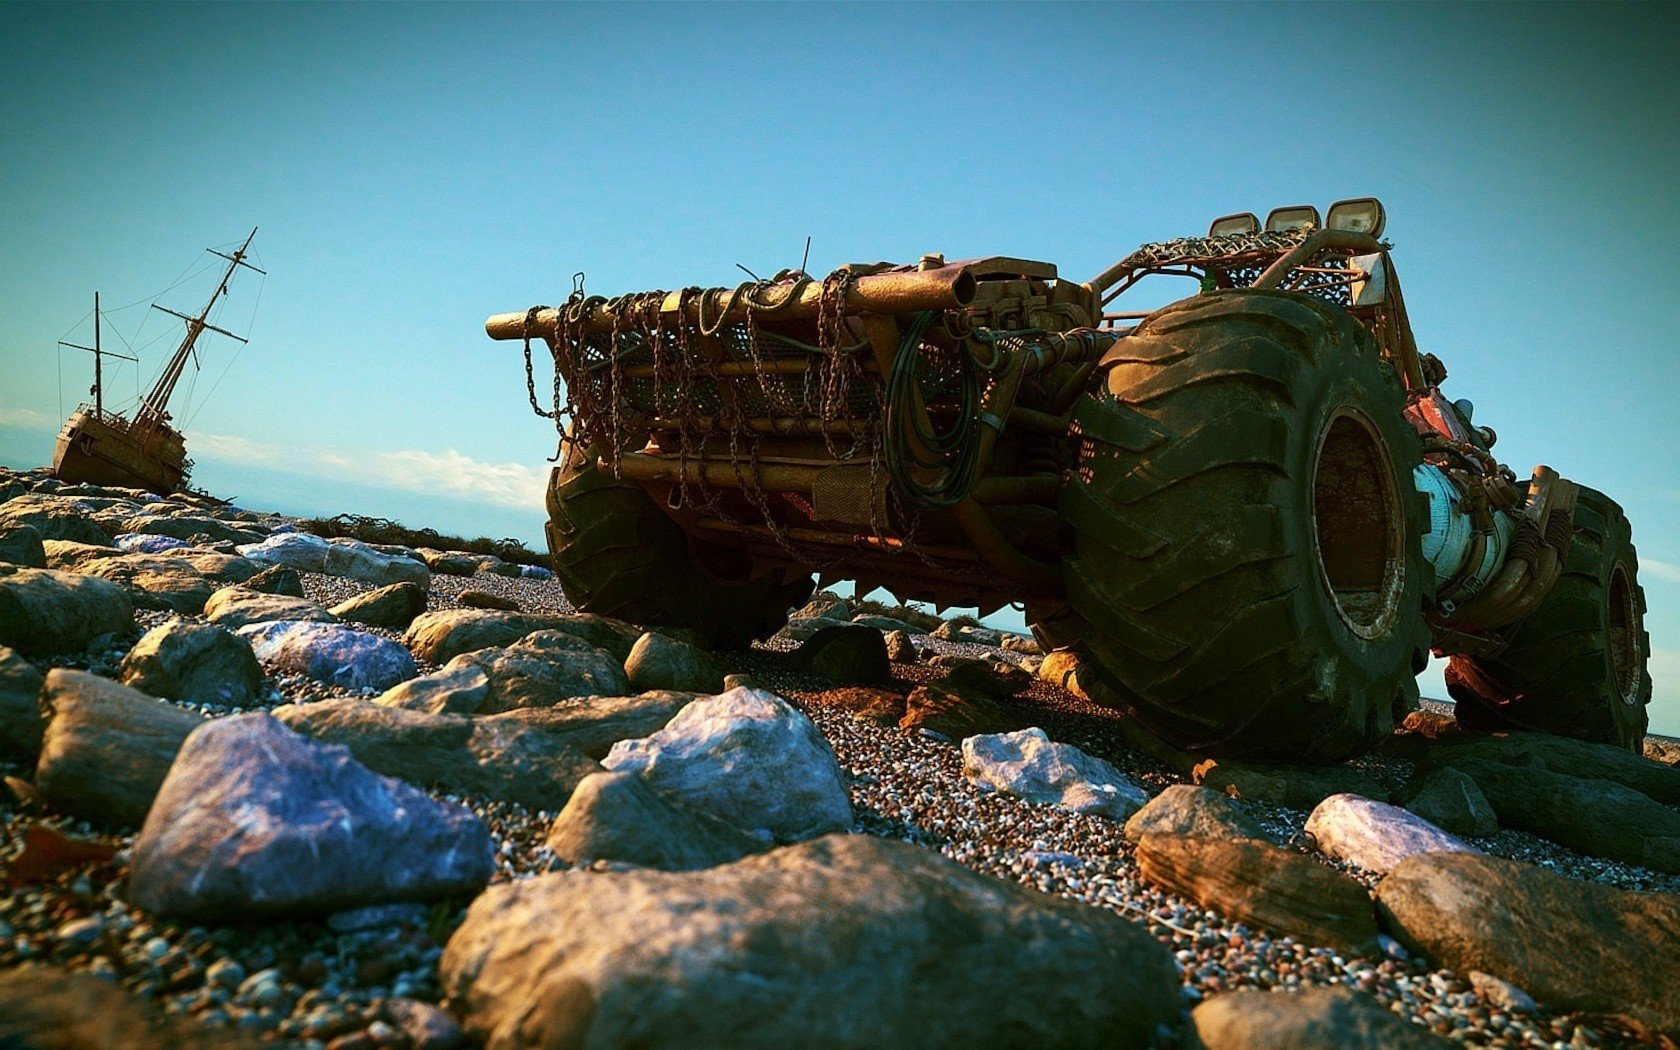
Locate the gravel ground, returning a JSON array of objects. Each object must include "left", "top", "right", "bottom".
[{"left": 2, "top": 567, "right": 1675, "bottom": 1048}]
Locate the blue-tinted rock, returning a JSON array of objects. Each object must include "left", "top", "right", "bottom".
[
  {"left": 238, "top": 620, "right": 416, "bottom": 691},
  {"left": 115, "top": 533, "right": 192, "bottom": 555},
  {"left": 237, "top": 532, "right": 331, "bottom": 573}
]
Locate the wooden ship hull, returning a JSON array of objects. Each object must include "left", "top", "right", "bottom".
[{"left": 52, "top": 407, "right": 188, "bottom": 495}]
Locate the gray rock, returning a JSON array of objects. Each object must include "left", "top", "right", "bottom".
[
  {"left": 1425, "top": 730, "right": 1680, "bottom": 805},
  {"left": 326, "top": 902, "right": 428, "bottom": 932},
  {"left": 1194, "top": 759, "right": 1392, "bottom": 808},
  {"left": 404, "top": 609, "right": 640, "bottom": 665},
  {"left": 120, "top": 514, "right": 262, "bottom": 546},
  {"left": 129, "top": 713, "right": 493, "bottom": 919},
  {"left": 0, "top": 565, "right": 134, "bottom": 655},
  {"left": 546, "top": 770, "right": 768, "bottom": 870},
  {"left": 1468, "top": 970, "right": 1536, "bottom": 1014},
  {"left": 440, "top": 834, "right": 1181, "bottom": 1049},
  {"left": 274, "top": 698, "right": 602, "bottom": 811},
  {"left": 776, "top": 614, "right": 853, "bottom": 643},
  {"left": 76, "top": 550, "right": 261, "bottom": 614},
  {"left": 323, "top": 538, "right": 430, "bottom": 586},
  {"left": 205, "top": 586, "right": 337, "bottom": 629},
  {"left": 884, "top": 629, "right": 918, "bottom": 663},
  {"left": 242, "top": 564, "right": 306, "bottom": 598},
  {"left": 415, "top": 548, "right": 484, "bottom": 576},
  {"left": 963, "top": 727, "right": 1148, "bottom": 821},
  {"left": 1304, "top": 794, "right": 1478, "bottom": 876},
  {"left": 489, "top": 693, "right": 696, "bottom": 760},
  {"left": 119, "top": 620, "right": 265, "bottom": 708},
  {"left": 329, "top": 581, "right": 428, "bottom": 629},
  {"left": 850, "top": 614, "right": 926, "bottom": 635},
  {"left": 35, "top": 669, "right": 206, "bottom": 826},
  {"left": 0, "top": 645, "right": 45, "bottom": 762},
  {"left": 794, "top": 592, "right": 850, "bottom": 620},
  {"left": 0, "top": 524, "right": 46, "bottom": 567},
  {"left": 386, "top": 997, "right": 469, "bottom": 1050},
  {"left": 931, "top": 621, "right": 1002, "bottom": 646},
  {"left": 448, "top": 630, "right": 630, "bottom": 712},
  {"left": 239, "top": 621, "right": 416, "bottom": 692},
  {"left": 1192, "top": 987, "right": 1449, "bottom": 1049},
  {"left": 236, "top": 532, "right": 330, "bottom": 572},
  {"left": 624, "top": 632, "right": 724, "bottom": 693},
  {"left": 376, "top": 664, "right": 491, "bottom": 715},
  {"left": 0, "top": 964, "right": 250, "bottom": 1049},
  {"left": 1123, "top": 784, "right": 1271, "bottom": 843},
  {"left": 458, "top": 588, "right": 519, "bottom": 611},
  {"left": 474, "top": 557, "right": 523, "bottom": 578},
  {"left": 791, "top": 623, "right": 890, "bottom": 687},
  {"left": 0, "top": 494, "right": 113, "bottom": 546},
  {"left": 1400, "top": 767, "right": 1497, "bottom": 837},
  {"left": 604, "top": 687, "right": 852, "bottom": 843}
]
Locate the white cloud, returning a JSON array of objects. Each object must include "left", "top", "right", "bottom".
[
  {"left": 1640, "top": 557, "right": 1680, "bottom": 586},
  {"left": 191, "top": 431, "right": 545, "bottom": 510},
  {"left": 0, "top": 404, "right": 53, "bottom": 428}
]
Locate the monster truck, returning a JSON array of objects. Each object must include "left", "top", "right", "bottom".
[{"left": 487, "top": 198, "right": 1651, "bottom": 758}]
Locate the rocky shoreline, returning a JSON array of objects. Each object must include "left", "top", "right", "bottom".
[{"left": 2, "top": 465, "right": 1678, "bottom": 1048}]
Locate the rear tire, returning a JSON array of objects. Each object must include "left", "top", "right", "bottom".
[
  {"left": 1446, "top": 486, "right": 1651, "bottom": 751},
  {"left": 544, "top": 441, "right": 813, "bottom": 649},
  {"left": 1060, "top": 289, "right": 1430, "bottom": 762}
]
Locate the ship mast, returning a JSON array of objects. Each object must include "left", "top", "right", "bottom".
[
  {"left": 58, "top": 291, "right": 136, "bottom": 420},
  {"left": 138, "top": 227, "right": 263, "bottom": 428}
]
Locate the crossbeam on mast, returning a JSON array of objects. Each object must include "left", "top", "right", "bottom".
[{"left": 150, "top": 304, "right": 249, "bottom": 343}]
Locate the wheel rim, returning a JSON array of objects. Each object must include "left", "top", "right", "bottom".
[
  {"left": 1608, "top": 562, "right": 1640, "bottom": 703},
  {"left": 1310, "top": 408, "right": 1407, "bottom": 640}
]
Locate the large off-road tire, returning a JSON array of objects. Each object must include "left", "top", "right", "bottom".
[
  {"left": 1060, "top": 289, "right": 1431, "bottom": 763},
  {"left": 544, "top": 443, "right": 813, "bottom": 649},
  {"left": 1446, "top": 486, "right": 1651, "bottom": 751}
]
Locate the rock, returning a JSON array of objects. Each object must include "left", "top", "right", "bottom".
[
  {"left": 850, "top": 614, "right": 925, "bottom": 635},
  {"left": 816, "top": 686, "right": 906, "bottom": 727},
  {"left": 1468, "top": 970, "right": 1536, "bottom": 1014},
  {"left": 77, "top": 550, "right": 261, "bottom": 614},
  {"left": 45, "top": 539, "right": 131, "bottom": 571},
  {"left": 963, "top": 727, "right": 1147, "bottom": 821},
  {"left": 884, "top": 629, "right": 918, "bottom": 663},
  {"left": 0, "top": 645, "right": 45, "bottom": 761},
  {"left": 546, "top": 770, "right": 768, "bottom": 870},
  {"left": 1191, "top": 987, "right": 1449, "bottom": 1049},
  {"left": 242, "top": 564, "right": 306, "bottom": 597},
  {"left": 323, "top": 538, "right": 430, "bottom": 586},
  {"left": 794, "top": 592, "right": 851, "bottom": 620},
  {"left": 121, "top": 514, "right": 262, "bottom": 546},
  {"left": 0, "top": 494, "right": 113, "bottom": 545},
  {"left": 403, "top": 609, "right": 639, "bottom": 665},
  {"left": 624, "top": 631, "right": 725, "bottom": 693},
  {"left": 520, "top": 564, "right": 554, "bottom": 581},
  {"left": 119, "top": 620, "right": 265, "bottom": 708},
  {"left": 34, "top": 669, "right": 206, "bottom": 826},
  {"left": 0, "top": 565, "right": 134, "bottom": 655},
  {"left": 1000, "top": 633, "right": 1040, "bottom": 655},
  {"left": 237, "top": 532, "right": 330, "bottom": 572},
  {"left": 776, "top": 614, "right": 853, "bottom": 643},
  {"left": 721, "top": 672, "right": 757, "bottom": 691},
  {"left": 1645, "top": 736, "right": 1680, "bottom": 766},
  {"left": 274, "top": 699, "right": 602, "bottom": 811},
  {"left": 376, "top": 664, "right": 491, "bottom": 715},
  {"left": 386, "top": 997, "right": 470, "bottom": 1050},
  {"left": 415, "top": 548, "right": 483, "bottom": 575},
  {"left": 1193, "top": 759, "right": 1391, "bottom": 808},
  {"left": 1424, "top": 730, "right": 1680, "bottom": 805},
  {"left": 1399, "top": 767, "right": 1497, "bottom": 836},
  {"left": 474, "top": 557, "right": 523, "bottom": 578},
  {"left": 1037, "top": 648, "right": 1091, "bottom": 698},
  {"left": 604, "top": 687, "right": 852, "bottom": 843},
  {"left": 129, "top": 713, "right": 493, "bottom": 919},
  {"left": 1304, "top": 794, "right": 1478, "bottom": 876},
  {"left": 1135, "top": 834, "right": 1380, "bottom": 954},
  {"left": 326, "top": 902, "right": 428, "bottom": 932},
  {"left": 458, "top": 588, "right": 519, "bottom": 611},
  {"left": 238, "top": 621, "right": 416, "bottom": 692},
  {"left": 329, "top": 581, "right": 428, "bottom": 629},
  {"left": 939, "top": 656, "right": 1032, "bottom": 697},
  {"left": 790, "top": 623, "right": 891, "bottom": 686},
  {"left": 899, "top": 683, "right": 1019, "bottom": 739},
  {"left": 1442, "top": 759, "right": 1680, "bottom": 872},
  {"left": 1375, "top": 850, "right": 1680, "bottom": 1033},
  {"left": 205, "top": 585, "right": 337, "bottom": 629},
  {"left": 931, "top": 620, "right": 1001, "bottom": 646},
  {"left": 489, "top": 693, "right": 696, "bottom": 760},
  {"left": 114, "top": 532, "right": 193, "bottom": 555},
  {"left": 0, "top": 963, "right": 253, "bottom": 1049},
  {"left": 0, "top": 524, "right": 46, "bottom": 567},
  {"left": 441, "top": 834, "right": 1181, "bottom": 1049},
  {"left": 1123, "top": 784, "right": 1271, "bottom": 843},
  {"left": 448, "top": 630, "right": 630, "bottom": 712}
]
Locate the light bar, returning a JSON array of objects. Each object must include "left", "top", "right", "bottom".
[
  {"left": 1208, "top": 212, "right": 1260, "bottom": 237},
  {"left": 1326, "top": 197, "right": 1386, "bottom": 238},
  {"left": 1265, "top": 205, "right": 1321, "bottom": 232}
]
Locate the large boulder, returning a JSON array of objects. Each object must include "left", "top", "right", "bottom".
[
  {"left": 1192, "top": 759, "right": 1391, "bottom": 808},
  {"left": 604, "top": 687, "right": 852, "bottom": 843},
  {"left": 34, "top": 670, "right": 206, "bottom": 826},
  {"left": 238, "top": 621, "right": 416, "bottom": 692},
  {"left": 237, "top": 532, "right": 330, "bottom": 572},
  {"left": 204, "top": 585, "right": 337, "bottom": 629},
  {"left": 0, "top": 495, "right": 113, "bottom": 545},
  {"left": 486, "top": 693, "right": 696, "bottom": 760},
  {"left": 791, "top": 623, "right": 891, "bottom": 687},
  {"left": 441, "top": 834, "right": 1181, "bottom": 1049},
  {"left": 0, "top": 565, "right": 134, "bottom": 655},
  {"left": 274, "top": 699, "right": 602, "bottom": 811},
  {"left": 545, "top": 770, "right": 768, "bottom": 871},
  {"left": 118, "top": 620, "right": 265, "bottom": 708},
  {"left": 1135, "top": 834, "right": 1380, "bottom": 954},
  {"left": 0, "top": 524, "right": 46, "bottom": 567},
  {"left": 899, "top": 683, "right": 1019, "bottom": 739},
  {"left": 624, "top": 632, "right": 725, "bottom": 694},
  {"left": 1123, "top": 784, "right": 1272, "bottom": 843},
  {"left": 404, "top": 610, "right": 573, "bottom": 664},
  {"left": 1192, "top": 987, "right": 1449, "bottom": 1049},
  {"left": 120, "top": 514, "right": 262, "bottom": 546},
  {"left": 1423, "top": 730, "right": 1680, "bottom": 805},
  {"left": 1399, "top": 767, "right": 1497, "bottom": 837},
  {"left": 129, "top": 713, "right": 493, "bottom": 919},
  {"left": 323, "top": 538, "right": 430, "bottom": 587},
  {"left": 0, "top": 645, "right": 45, "bottom": 761},
  {"left": 1304, "top": 794, "right": 1478, "bottom": 876},
  {"left": 376, "top": 664, "right": 491, "bottom": 715},
  {"left": 448, "top": 630, "right": 630, "bottom": 712},
  {"left": 77, "top": 550, "right": 261, "bottom": 614},
  {"left": 963, "top": 728, "right": 1147, "bottom": 821},
  {"left": 1375, "top": 851, "right": 1680, "bottom": 1033},
  {"left": 327, "top": 581, "right": 429, "bottom": 628},
  {"left": 0, "top": 964, "right": 252, "bottom": 1050}
]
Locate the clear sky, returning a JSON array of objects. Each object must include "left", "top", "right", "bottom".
[{"left": 2, "top": 2, "right": 1677, "bottom": 732}]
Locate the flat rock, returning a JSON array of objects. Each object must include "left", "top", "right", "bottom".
[
  {"left": 1000, "top": 633, "right": 1040, "bottom": 655},
  {"left": 274, "top": 698, "right": 603, "bottom": 811},
  {"left": 488, "top": 693, "right": 696, "bottom": 760},
  {"left": 791, "top": 623, "right": 891, "bottom": 686},
  {"left": 242, "top": 564, "right": 306, "bottom": 597},
  {"left": 899, "top": 682, "right": 1020, "bottom": 739},
  {"left": 1399, "top": 767, "right": 1497, "bottom": 837},
  {"left": 776, "top": 614, "right": 853, "bottom": 643},
  {"left": 35, "top": 669, "right": 206, "bottom": 826},
  {"left": 1123, "top": 784, "right": 1272, "bottom": 843},
  {"left": 931, "top": 620, "right": 1001, "bottom": 646},
  {"left": 376, "top": 664, "right": 492, "bottom": 715},
  {"left": 238, "top": 621, "right": 416, "bottom": 692},
  {"left": 115, "top": 533, "right": 193, "bottom": 555},
  {"left": 403, "top": 609, "right": 640, "bottom": 665},
  {"left": 0, "top": 645, "right": 45, "bottom": 762},
  {"left": 963, "top": 727, "right": 1147, "bottom": 821},
  {"left": 237, "top": 532, "right": 330, "bottom": 572},
  {"left": 440, "top": 834, "right": 1180, "bottom": 1049},
  {"left": 1375, "top": 850, "right": 1680, "bottom": 1033},
  {"left": 850, "top": 614, "right": 925, "bottom": 635},
  {"left": 604, "top": 687, "right": 852, "bottom": 843},
  {"left": 119, "top": 620, "right": 265, "bottom": 708},
  {"left": 0, "top": 565, "right": 134, "bottom": 655},
  {"left": 324, "top": 538, "right": 431, "bottom": 586},
  {"left": 624, "top": 631, "right": 724, "bottom": 694},
  {"left": 0, "top": 964, "right": 255, "bottom": 1049},
  {"left": 448, "top": 630, "right": 630, "bottom": 712},
  {"left": 794, "top": 592, "right": 850, "bottom": 620},
  {"left": 458, "top": 588, "right": 519, "bottom": 611},
  {"left": 1192, "top": 987, "right": 1449, "bottom": 1049},
  {"left": 129, "top": 713, "right": 492, "bottom": 919},
  {"left": 1423, "top": 730, "right": 1680, "bottom": 805},
  {"left": 1304, "top": 794, "right": 1478, "bottom": 876},
  {"left": 1193, "top": 759, "right": 1391, "bottom": 808},
  {"left": 121, "top": 514, "right": 263, "bottom": 546},
  {"left": 1135, "top": 834, "right": 1380, "bottom": 955},
  {"left": 415, "top": 548, "right": 488, "bottom": 575},
  {"left": 329, "top": 581, "right": 428, "bottom": 629},
  {"left": 205, "top": 586, "right": 337, "bottom": 629},
  {"left": 0, "top": 494, "right": 114, "bottom": 546},
  {"left": 0, "top": 524, "right": 46, "bottom": 567},
  {"left": 78, "top": 550, "right": 261, "bottom": 614},
  {"left": 545, "top": 770, "right": 768, "bottom": 870}
]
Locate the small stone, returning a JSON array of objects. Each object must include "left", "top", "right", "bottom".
[
  {"left": 55, "top": 915, "right": 103, "bottom": 947},
  {"left": 458, "top": 589, "right": 519, "bottom": 611},
  {"left": 206, "top": 958, "right": 246, "bottom": 989},
  {"left": 963, "top": 727, "right": 1147, "bottom": 821},
  {"left": 884, "top": 629, "right": 918, "bottom": 664},
  {"left": 1469, "top": 971, "right": 1536, "bottom": 1014}
]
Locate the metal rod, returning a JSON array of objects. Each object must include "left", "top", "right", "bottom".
[
  {"left": 645, "top": 415, "right": 867, "bottom": 436},
  {"left": 620, "top": 358, "right": 877, "bottom": 379},
  {"left": 611, "top": 451, "right": 821, "bottom": 493}
]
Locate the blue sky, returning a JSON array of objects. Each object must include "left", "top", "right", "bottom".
[{"left": 2, "top": 2, "right": 1677, "bottom": 731}]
